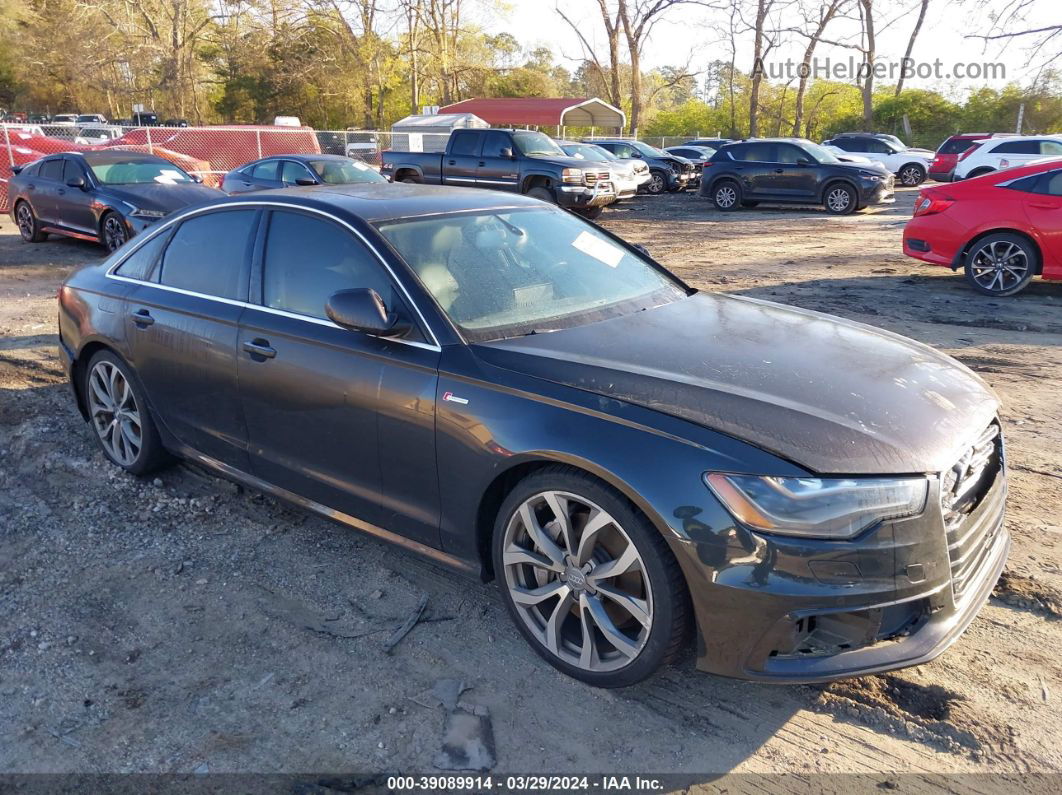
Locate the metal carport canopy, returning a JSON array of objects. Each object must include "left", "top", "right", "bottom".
[{"left": 437, "top": 97, "right": 626, "bottom": 129}]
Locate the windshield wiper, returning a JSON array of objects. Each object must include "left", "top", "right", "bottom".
[{"left": 493, "top": 214, "right": 525, "bottom": 237}]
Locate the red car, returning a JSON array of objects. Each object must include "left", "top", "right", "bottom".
[
  {"left": 928, "top": 134, "right": 993, "bottom": 182},
  {"left": 903, "top": 159, "right": 1062, "bottom": 296}
]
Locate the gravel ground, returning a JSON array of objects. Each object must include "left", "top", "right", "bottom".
[{"left": 1, "top": 188, "right": 1060, "bottom": 780}]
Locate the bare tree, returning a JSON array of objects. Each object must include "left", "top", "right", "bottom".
[
  {"left": 747, "top": 0, "right": 774, "bottom": 137},
  {"left": 856, "top": 0, "right": 874, "bottom": 130},
  {"left": 787, "top": 0, "right": 846, "bottom": 136},
  {"left": 618, "top": 0, "right": 694, "bottom": 135},
  {"left": 965, "top": 0, "right": 1061, "bottom": 71},
  {"left": 894, "top": 0, "right": 928, "bottom": 95},
  {"left": 556, "top": 0, "right": 624, "bottom": 110}
]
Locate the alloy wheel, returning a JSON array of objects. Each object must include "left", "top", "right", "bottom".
[
  {"left": 826, "top": 187, "right": 851, "bottom": 212},
  {"left": 103, "top": 215, "right": 128, "bottom": 252},
  {"left": 969, "top": 240, "right": 1029, "bottom": 294},
  {"left": 87, "top": 360, "right": 142, "bottom": 466},
  {"left": 16, "top": 204, "right": 35, "bottom": 240},
  {"left": 900, "top": 165, "right": 923, "bottom": 186},
  {"left": 715, "top": 185, "right": 737, "bottom": 209},
  {"left": 501, "top": 490, "right": 653, "bottom": 673},
  {"left": 647, "top": 173, "right": 665, "bottom": 194}
]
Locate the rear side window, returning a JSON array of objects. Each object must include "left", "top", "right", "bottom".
[
  {"left": 261, "top": 210, "right": 394, "bottom": 320},
  {"left": 250, "top": 160, "right": 278, "bottom": 180},
  {"left": 939, "top": 138, "right": 981, "bottom": 155},
  {"left": 114, "top": 231, "right": 170, "bottom": 281},
  {"left": 740, "top": 143, "right": 776, "bottom": 162},
  {"left": 39, "top": 159, "right": 63, "bottom": 180},
  {"left": 450, "top": 131, "right": 481, "bottom": 157},
  {"left": 1002, "top": 174, "right": 1044, "bottom": 194},
  {"left": 991, "top": 140, "right": 1039, "bottom": 155},
  {"left": 159, "top": 210, "right": 257, "bottom": 299}
]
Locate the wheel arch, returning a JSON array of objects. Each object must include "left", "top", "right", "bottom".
[
  {"left": 394, "top": 166, "right": 423, "bottom": 183},
  {"left": 70, "top": 340, "right": 124, "bottom": 420},
  {"left": 818, "top": 177, "right": 859, "bottom": 202},
  {"left": 959, "top": 228, "right": 1044, "bottom": 275},
  {"left": 706, "top": 174, "right": 739, "bottom": 196},
  {"left": 521, "top": 173, "right": 553, "bottom": 193}
]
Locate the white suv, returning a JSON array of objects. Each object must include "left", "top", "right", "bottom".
[
  {"left": 823, "top": 133, "right": 934, "bottom": 186},
  {"left": 953, "top": 134, "right": 1062, "bottom": 179}
]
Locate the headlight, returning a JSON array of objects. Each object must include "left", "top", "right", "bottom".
[
  {"left": 561, "top": 168, "right": 585, "bottom": 184},
  {"left": 128, "top": 207, "right": 167, "bottom": 219},
  {"left": 858, "top": 171, "right": 882, "bottom": 180},
  {"left": 704, "top": 473, "right": 927, "bottom": 539}
]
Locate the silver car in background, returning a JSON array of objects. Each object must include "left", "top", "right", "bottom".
[{"left": 557, "top": 140, "right": 651, "bottom": 199}]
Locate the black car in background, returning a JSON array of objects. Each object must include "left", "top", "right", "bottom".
[
  {"left": 700, "top": 138, "right": 894, "bottom": 214},
  {"left": 58, "top": 184, "right": 1006, "bottom": 688},
  {"left": 586, "top": 139, "right": 694, "bottom": 194},
  {"left": 684, "top": 138, "right": 733, "bottom": 149},
  {"left": 9, "top": 150, "right": 222, "bottom": 251},
  {"left": 222, "top": 153, "right": 388, "bottom": 194}
]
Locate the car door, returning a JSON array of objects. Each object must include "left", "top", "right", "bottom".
[
  {"left": 122, "top": 208, "right": 258, "bottom": 470},
  {"left": 734, "top": 142, "right": 778, "bottom": 197},
  {"left": 237, "top": 208, "right": 442, "bottom": 545},
  {"left": 773, "top": 143, "right": 819, "bottom": 200},
  {"left": 476, "top": 130, "right": 520, "bottom": 191},
  {"left": 1024, "top": 168, "right": 1062, "bottom": 277},
  {"left": 56, "top": 157, "right": 97, "bottom": 234},
  {"left": 443, "top": 130, "right": 481, "bottom": 186},
  {"left": 990, "top": 140, "right": 1040, "bottom": 169},
  {"left": 30, "top": 157, "right": 64, "bottom": 225}
]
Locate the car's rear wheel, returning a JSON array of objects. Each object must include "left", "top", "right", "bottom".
[
  {"left": 966, "top": 167, "right": 995, "bottom": 179},
  {"left": 963, "top": 233, "right": 1037, "bottom": 297},
  {"left": 15, "top": 201, "right": 47, "bottom": 242},
  {"left": 84, "top": 350, "right": 171, "bottom": 475},
  {"left": 100, "top": 211, "right": 128, "bottom": 252},
  {"left": 824, "top": 183, "right": 857, "bottom": 215},
  {"left": 645, "top": 170, "right": 667, "bottom": 195},
  {"left": 898, "top": 163, "right": 926, "bottom": 186},
  {"left": 712, "top": 180, "right": 741, "bottom": 211},
  {"left": 493, "top": 466, "right": 689, "bottom": 688}
]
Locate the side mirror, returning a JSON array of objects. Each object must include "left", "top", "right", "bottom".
[
  {"left": 500, "top": 147, "right": 514, "bottom": 158},
  {"left": 191, "top": 174, "right": 203, "bottom": 183},
  {"left": 326, "top": 288, "right": 410, "bottom": 338},
  {"left": 66, "top": 176, "right": 86, "bottom": 189},
  {"left": 295, "top": 177, "right": 317, "bottom": 186},
  {"left": 796, "top": 157, "right": 813, "bottom": 166},
  {"left": 633, "top": 243, "right": 651, "bottom": 258}
]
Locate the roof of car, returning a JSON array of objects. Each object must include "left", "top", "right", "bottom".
[
  {"left": 73, "top": 150, "right": 174, "bottom": 165},
  {"left": 206, "top": 182, "right": 543, "bottom": 223},
  {"left": 252, "top": 153, "right": 354, "bottom": 163}
]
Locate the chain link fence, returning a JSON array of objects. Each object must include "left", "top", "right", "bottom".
[{"left": 0, "top": 123, "right": 708, "bottom": 215}]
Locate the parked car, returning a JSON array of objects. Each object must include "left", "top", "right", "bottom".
[
  {"left": 928, "top": 134, "right": 1000, "bottom": 182},
  {"left": 162, "top": 118, "right": 190, "bottom": 128},
  {"left": 9, "top": 150, "right": 222, "bottom": 251},
  {"left": 57, "top": 184, "right": 1008, "bottom": 687},
  {"left": 74, "top": 125, "right": 125, "bottom": 145},
  {"left": 345, "top": 130, "right": 382, "bottom": 165},
  {"left": 683, "top": 138, "right": 732, "bottom": 149},
  {"left": 664, "top": 145, "right": 715, "bottom": 187},
  {"left": 76, "top": 113, "right": 108, "bottom": 125},
  {"left": 50, "top": 113, "right": 79, "bottom": 125},
  {"left": 222, "top": 153, "right": 388, "bottom": 194},
  {"left": 701, "top": 138, "right": 894, "bottom": 214},
  {"left": 821, "top": 133, "right": 933, "bottom": 186},
  {"left": 903, "top": 160, "right": 1062, "bottom": 296},
  {"left": 821, "top": 144, "right": 874, "bottom": 165},
  {"left": 382, "top": 128, "right": 617, "bottom": 218},
  {"left": 587, "top": 139, "right": 694, "bottom": 194},
  {"left": 557, "top": 140, "right": 649, "bottom": 199},
  {"left": 131, "top": 111, "right": 159, "bottom": 126},
  {"left": 952, "top": 135, "right": 1062, "bottom": 180}
]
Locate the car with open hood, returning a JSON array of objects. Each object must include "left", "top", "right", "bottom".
[{"left": 57, "top": 184, "right": 1007, "bottom": 687}]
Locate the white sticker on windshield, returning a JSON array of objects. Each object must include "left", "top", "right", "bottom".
[
  {"left": 153, "top": 169, "right": 186, "bottom": 184},
  {"left": 351, "top": 160, "right": 371, "bottom": 170},
  {"left": 571, "top": 230, "right": 623, "bottom": 268}
]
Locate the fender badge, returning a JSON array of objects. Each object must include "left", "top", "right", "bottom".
[{"left": 442, "top": 391, "right": 469, "bottom": 405}]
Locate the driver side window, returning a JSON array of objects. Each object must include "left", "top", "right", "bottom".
[{"left": 280, "top": 160, "right": 314, "bottom": 185}]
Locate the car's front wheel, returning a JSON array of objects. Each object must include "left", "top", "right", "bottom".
[
  {"left": 898, "top": 163, "right": 926, "bottom": 187},
  {"left": 15, "top": 201, "right": 47, "bottom": 243},
  {"left": 493, "top": 466, "right": 689, "bottom": 687},
  {"left": 963, "top": 233, "right": 1037, "bottom": 297},
  {"left": 645, "top": 170, "right": 667, "bottom": 195},
  {"left": 100, "top": 211, "right": 128, "bottom": 252},
  {"left": 823, "top": 183, "right": 857, "bottom": 215},
  {"left": 84, "top": 350, "right": 171, "bottom": 475}
]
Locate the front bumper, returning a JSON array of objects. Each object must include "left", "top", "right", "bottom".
[
  {"left": 671, "top": 462, "right": 1007, "bottom": 683},
  {"left": 556, "top": 182, "right": 617, "bottom": 208},
  {"left": 861, "top": 175, "right": 896, "bottom": 205},
  {"left": 928, "top": 170, "right": 955, "bottom": 182}
]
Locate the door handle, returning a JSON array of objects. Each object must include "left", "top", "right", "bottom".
[
  {"left": 478, "top": 161, "right": 485, "bottom": 167},
  {"left": 242, "top": 339, "right": 276, "bottom": 359},
  {"left": 58, "top": 188, "right": 66, "bottom": 195},
  {"left": 774, "top": 168, "right": 784, "bottom": 173},
  {"left": 447, "top": 159, "right": 456, "bottom": 165},
  {"left": 130, "top": 309, "right": 154, "bottom": 327}
]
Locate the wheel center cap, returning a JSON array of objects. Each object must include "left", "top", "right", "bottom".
[{"left": 564, "top": 566, "right": 588, "bottom": 592}]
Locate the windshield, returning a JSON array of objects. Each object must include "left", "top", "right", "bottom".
[
  {"left": 802, "top": 141, "right": 842, "bottom": 164},
  {"left": 512, "top": 131, "right": 566, "bottom": 157},
  {"left": 88, "top": 159, "right": 194, "bottom": 185},
  {"left": 632, "top": 141, "right": 666, "bottom": 158},
  {"left": 560, "top": 144, "right": 610, "bottom": 162},
  {"left": 308, "top": 159, "right": 386, "bottom": 184},
  {"left": 378, "top": 207, "right": 686, "bottom": 342}
]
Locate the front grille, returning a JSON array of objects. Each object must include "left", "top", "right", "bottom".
[
  {"left": 583, "top": 170, "right": 611, "bottom": 187},
  {"left": 942, "top": 423, "right": 1004, "bottom": 601}
]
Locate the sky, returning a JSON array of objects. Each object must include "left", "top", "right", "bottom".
[{"left": 483, "top": 0, "right": 1058, "bottom": 98}]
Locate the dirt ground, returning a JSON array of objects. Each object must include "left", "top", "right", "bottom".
[{"left": 1, "top": 188, "right": 1061, "bottom": 781}]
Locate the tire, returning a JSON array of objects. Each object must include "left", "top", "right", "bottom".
[
  {"left": 526, "top": 186, "right": 555, "bottom": 203},
  {"left": 711, "top": 179, "right": 741, "bottom": 211},
  {"left": 898, "top": 163, "right": 926, "bottom": 187},
  {"left": 492, "top": 465, "right": 690, "bottom": 688},
  {"left": 823, "top": 182, "right": 857, "bottom": 215},
  {"left": 400, "top": 177, "right": 419, "bottom": 184},
  {"left": 966, "top": 167, "right": 994, "bottom": 180},
  {"left": 645, "top": 170, "right": 667, "bottom": 195},
  {"left": 15, "top": 201, "right": 47, "bottom": 242},
  {"left": 963, "top": 233, "right": 1038, "bottom": 297},
  {"left": 99, "top": 211, "right": 129, "bottom": 252},
  {"left": 576, "top": 206, "right": 604, "bottom": 220},
  {"left": 83, "top": 350, "right": 172, "bottom": 475}
]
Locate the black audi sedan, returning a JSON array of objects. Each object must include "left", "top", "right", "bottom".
[
  {"left": 57, "top": 185, "right": 1007, "bottom": 687},
  {"left": 9, "top": 150, "right": 222, "bottom": 251},
  {"left": 700, "top": 138, "right": 894, "bottom": 214},
  {"left": 222, "top": 153, "right": 387, "bottom": 194}
]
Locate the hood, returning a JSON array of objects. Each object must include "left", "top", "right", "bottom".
[
  {"left": 904, "top": 147, "right": 935, "bottom": 157},
  {"left": 835, "top": 160, "right": 891, "bottom": 176},
  {"left": 103, "top": 183, "right": 225, "bottom": 212},
  {"left": 527, "top": 153, "right": 611, "bottom": 171},
  {"left": 473, "top": 293, "right": 998, "bottom": 475}
]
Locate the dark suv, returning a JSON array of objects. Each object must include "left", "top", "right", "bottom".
[
  {"left": 700, "top": 138, "right": 894, "bottom": 214},
  {"left": 586, "top": 139, "right": 694, "bottom": 194}
]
